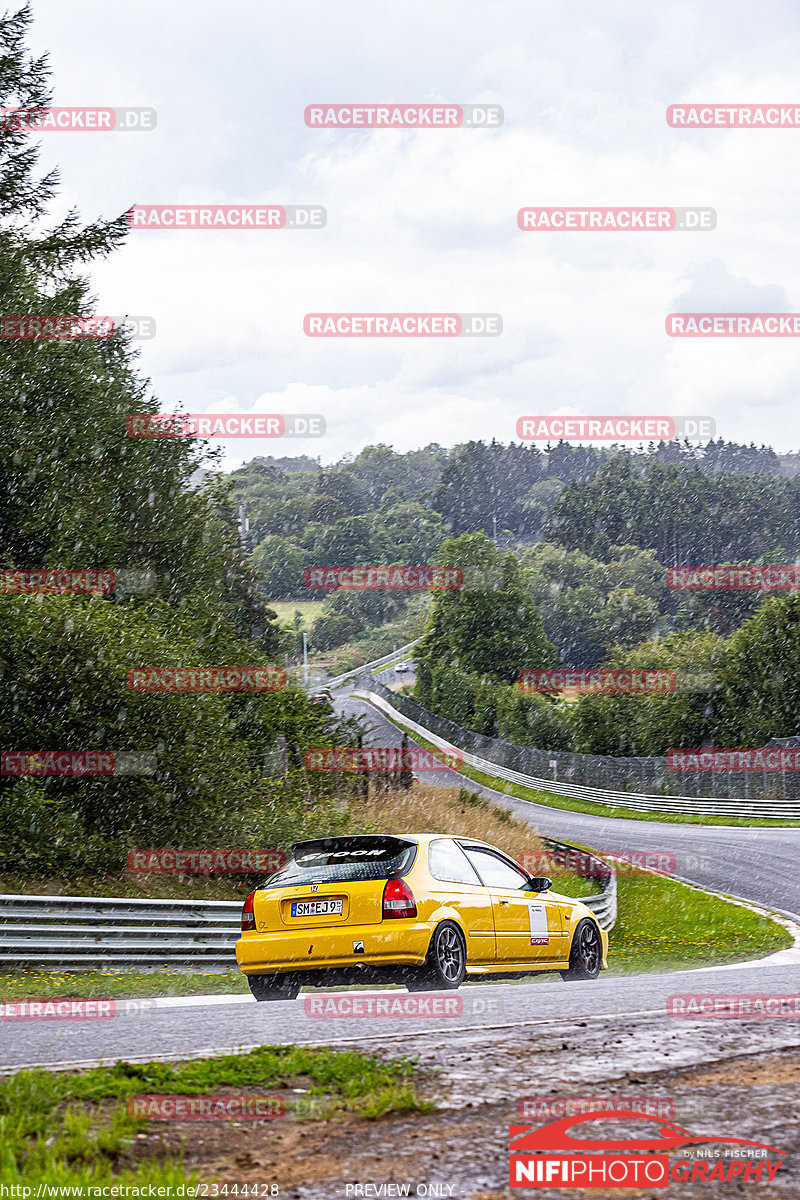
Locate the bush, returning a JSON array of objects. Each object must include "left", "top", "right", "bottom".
[
  {"left": 495, "top": 687, "right": 573, "bottom": 750},
  {"left": 310, "top": 612, "right": 360, "bottom": 651}
]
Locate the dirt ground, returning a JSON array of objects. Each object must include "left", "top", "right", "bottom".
[{"left": 127, "top": 1023, "right": 800, "bottom": 1199}]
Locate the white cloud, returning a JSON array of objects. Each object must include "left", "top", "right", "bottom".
[{"left": 23, "top": 0, "right": 800, "bottom": 463}]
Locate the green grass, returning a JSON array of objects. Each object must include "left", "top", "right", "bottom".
[
  {"left": 0, "top": 1046, "right": 430, "bottom": 1190},
  {"left": 0, "top": 969, "right": 250, "bottom": 1002},
  {"left": 366, "top": 702, "right": 800, "bottom": 827},
  {"left": 268, "top": 599, "right": 324, "bottom": 625},
  {"left": 608, "top": 873, "right": 791, "bottom": 972}
]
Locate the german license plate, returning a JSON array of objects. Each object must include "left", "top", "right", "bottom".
[{"left": 291, "top": 897, "right": 344, "bottom": 918}]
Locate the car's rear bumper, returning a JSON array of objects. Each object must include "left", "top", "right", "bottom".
[{"left": 236, "top": 921, "right": 432, "bottom": 975}]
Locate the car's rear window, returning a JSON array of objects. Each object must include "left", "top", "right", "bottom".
[{"left": 259, "top": 837, "right": 417, "bottom": 889}]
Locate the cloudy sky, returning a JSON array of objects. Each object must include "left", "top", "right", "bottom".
[{"left": 26, "top": 0, "right": 800, "bottom": 467}]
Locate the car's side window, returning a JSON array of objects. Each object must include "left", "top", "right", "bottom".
[
  {"left": 462, "top": 847, "right": 530, "bottom": 890},
  {"left": 429, "top": 839, "right": 483, "bottom": 885}
]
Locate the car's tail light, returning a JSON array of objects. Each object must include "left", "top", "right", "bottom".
[
  {"left": 382, "top": 878, "right": 417, "bottom": 919},
  {"left": 241, "top": 890, "right": 256, "bottom": 931}
]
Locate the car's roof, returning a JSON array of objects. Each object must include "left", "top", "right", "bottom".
[{"left": 396, "top": 833, "right": 497, "bottom": 848}]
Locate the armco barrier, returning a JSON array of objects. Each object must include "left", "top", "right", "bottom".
[
  {"left": 355, "top": 679, "right": 800, "bottom": 818},
  {"left": 0, "top": 894, "right": 241, "bottom": 969}
]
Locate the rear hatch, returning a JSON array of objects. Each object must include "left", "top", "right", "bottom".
[{"left": 252, "top": 835, "right": 417, "bottom": 931}]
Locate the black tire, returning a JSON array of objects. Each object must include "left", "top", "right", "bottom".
[
  {"left": 560, "top": 918, "right": 602, "bottom": 981},
  {"left": 406, "top": 920, "right": 467, "bottom": 991},
  {"left": 247, "top": 973, "right": 301, "bottom": 1001}
]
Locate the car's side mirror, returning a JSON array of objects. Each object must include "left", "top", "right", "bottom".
[{"left": 527, "top": 876, "right": 552, "bottom": 892}]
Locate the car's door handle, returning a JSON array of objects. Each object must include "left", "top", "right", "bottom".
[{"left": 499, "top": 899, "right": 510, "bottom": 905}]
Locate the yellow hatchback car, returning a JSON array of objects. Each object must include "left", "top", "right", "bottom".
[{"left": 236, "top": 833, "right": 608, "bottom": 1000}]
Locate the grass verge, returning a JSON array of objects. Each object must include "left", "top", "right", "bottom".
[
  {"left": 609, "top": 873, "right": 792, "bottom": 972},
  {"left": 0, "top": 1045, "right": 430, "bottom": 1190},
  {"left": 0, "top": 968, "right": 249, "bottom": 1002}
]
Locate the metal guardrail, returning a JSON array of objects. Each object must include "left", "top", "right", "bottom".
[
  {"left": 326, "top": 639, "right": 422, "bottom": 690},
  {"left": 0, "top": 894, "right": 241, "bottom": 969},
  {"left": 357, "top": 683, "right": 800, "bottom": 819}
]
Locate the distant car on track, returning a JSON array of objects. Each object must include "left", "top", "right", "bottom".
[
  {"left": 394, "top": 661, "right": 410, "bottom": 673},
  {"left": 236, "top": 833, "right": 608, "bottom": 1000}
]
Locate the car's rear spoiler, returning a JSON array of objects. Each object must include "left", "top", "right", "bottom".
[{"left": 290, "top": 835, "right": 417, "bottom": 859}]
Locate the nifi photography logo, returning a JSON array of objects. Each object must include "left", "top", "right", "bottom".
[{"left": 509, "top": 1109, "right": 785, "bottom": 1188}]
